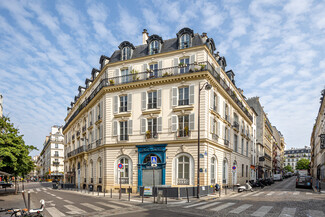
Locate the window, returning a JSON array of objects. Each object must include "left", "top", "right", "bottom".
[
  {"left": 55, "top": 143, "right": 58, "bottom": 149},
  {"left": 223, "top": 159, "right": 228, "bottom": 184},
  {"left": 246, "top": 141, "right": 249, "bottom": 157},
  {"left": 211, "top": 157, "right": 216, "bottom": 184},
  {"left": 122, "top": 47, "right": 131, "bottom": 60},
  {"left": 149, "top": 40, "right": 159, "bottom": 55},
  {"left": 179, "top": 87, "right": 189, "bottom": 105},
  {"left": 178, "top": 156, "right": 190, "bottom": 185},
  {"left": 148, "top": 91, "right": 157, "bottom": 109},
  {"left": 90, "top": 160, "right": 93, "bottom": 179},
  {"left": 147, "top": 118, "right": 158, "bottom": 139},
  {"left": 119, "top": 95, "right": 128, "bottom": 112},
  {"left": 149, "top": 63, "right": 158, "bottom": 78},
  {"left": 242, "top": 164, "right": 244, "bottom": 177},
  {"left": 55, "top": 151, "right": 59, "bottom": 157},
  {"left": 225, "top": 104, "right": 229, "bottom": 121},
  {"left": 120, "top": 121, "right": 128, "bottom": 141},
  {"left": 246, "top": 165, "right": 248, "bottom": 177},
  {"left": 121, "top": 68, "right": 129, "bottom": 83},
  {"left": 98, "top": 159, "right": 102, "bottom": 184},
  {"left": 234, "top": 134, "right": 238, "bottom": 152},
  {"left": 179, "top": 58, "right": 190, "bottom": 74},
  {"left": 178, "top": 115, "right": 189, "bottom": 137},
  {"left": 118, "top": 157, "right": 130, "bottom": 184},
  {"left": 180, "top": 34, "right": 190, "bottom": 49},
  {"left": 212, "top": 93, "right": 217, "bottom": 111},
  {"left": 241, "top": 138, "right": 244, "bottom": 155}
]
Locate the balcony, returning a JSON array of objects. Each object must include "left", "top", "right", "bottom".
[
  {"left": 76, "top": 131, "right": 80, "bottom": 138},
  {"left": 177, "top": 178, "right": 189, "bottom": 185},
  {"left": 54, "top": 154, "right": 59, "bottom": 157},
  {"left": 233, "top": 121, "right": 239, "bottom": 130},
  {"left": 63, "top": 61, "right": 253, "bottom": 131},
  {"left": 178, "top": 99, "right": 189, "bottom": 106},
  {"left": 177, "top": 129, "right": 190, "bottom": 138},
  {"left": 53, "top": 161, "right": 60, "bottom": 166},
  {"left": 119, "top": 178, "right": 129, "bottom": 184},
  {"left": 72, "top": 134, "right": 75, "bottom": 140},
  {"left": 82, "top": 125, "right": 87, "bottom": 133},
  {"left": 119, "top": 106, "right": 127, "bottom": 113},
  {"left": 212, "top": 134, "right": 219, "bottom": 141},
  {"left": 145, "top": 131, "right": 158, "bottom": 139},
  {"left": 119, "top": 135, "right": 129, "bottom": 141},
  {"left": 96, "top": 139, "right": 102, "bottom": 147},
  {"left": 265, "top": 153, "right": 272, "bottom": 161},
  {"left": 224, "top": 140, "right": 229, "bottom": 146}
]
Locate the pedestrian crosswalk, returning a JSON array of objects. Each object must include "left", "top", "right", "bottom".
[{"left": 173, "top": 199, "right": 324, "bottom": 217}]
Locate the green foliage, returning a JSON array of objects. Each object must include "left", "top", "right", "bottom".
[
  {"left": 296, "top": 158, "right": 310, "bottom": 170},
  {"left": 284, "top": 165, "right": 294, "bottom": 173},
  {"left": 0, "top": 116, "right": 37, "bottom": 177}
]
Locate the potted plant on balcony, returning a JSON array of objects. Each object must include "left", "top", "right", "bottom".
[
  {"left": 184, "top": 126, "right": 189, "bottom": 137},
  {"left": 109, "top": 79, "right": 115, "bottom": 85},
  {"left": 199, "top": 64, "right": 206, "bottom": 71},
  {"left": 178, "top": 62, "right": 186, "bottom": 68},
  {"left": 162, "top": 72, "right": 172, "bottom": 77},
  {"left": 145, "top": 130, "right": 151, "bottom": 139},
  {"left": 130, "top": 69, "right": 140, "bottom": 81}
]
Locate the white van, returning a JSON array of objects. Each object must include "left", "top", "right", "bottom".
[{"left": 273, "top": 174, "right": 283, "bottom": 181}]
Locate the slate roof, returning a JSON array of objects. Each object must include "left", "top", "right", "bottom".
[{"left": 109, "top": 33, "right": 205, "bottom": 63}]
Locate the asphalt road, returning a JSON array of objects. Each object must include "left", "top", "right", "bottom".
[{"left": 1, "top": 177, "right": 324, "bottom": 217}]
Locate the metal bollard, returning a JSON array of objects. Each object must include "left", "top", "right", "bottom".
[
  {"left": 142, "top": 187, "right": 144, "bottom": 203},
  {"left": 186, "top": 187, "right": 189, "bottom": 203},
  {"left": 165, "top": 189, "right": 167, "bottom": 204},
  {"left": 128, "top": 186, "right": 131, "bottom": 201},
  {"left": 225, "top": 186, "right": 227, "bottom": 195},
  {"left": 98, "top": 188, "right": 99, "bottom": 196},
  {"left": 27, "top": 191, "right": 30, "bottom": 212},
  {"left": 110, "top": 189, "right": 112, "bottom": 198},
  {"left": 104, "top": 188, "right": 106, "bottom": 197},
  {"left": 22, "top": 191, "right": 27, "bottom": 208},
  {"left": 154, "top": 187, "right": 156, "bottom": 204}
]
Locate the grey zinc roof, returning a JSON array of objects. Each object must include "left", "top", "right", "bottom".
[{"left": 109, "top": 33, "right": 204, "bottom": 63}]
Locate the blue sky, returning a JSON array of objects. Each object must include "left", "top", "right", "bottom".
[{"left": 1, "top": 0, "right": 324, "bottom": 156}]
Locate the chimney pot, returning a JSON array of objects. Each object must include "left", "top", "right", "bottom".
[{"left": 142, "top": 29, "right": 149, "bottom": 44}]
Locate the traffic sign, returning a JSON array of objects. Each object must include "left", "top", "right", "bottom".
[
  {"left": 151, "top": 156, "right": 157, "bottom": 167},
  {"left": 118, "top": 163, "right": 123, "bottom": 169},
  {"left": 232, "top": 166, "right": 236, "bottom": 170}
]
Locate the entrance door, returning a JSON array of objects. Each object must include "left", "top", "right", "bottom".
[{"left": 142, "top": 169, "right": 162, "bottom": 186}]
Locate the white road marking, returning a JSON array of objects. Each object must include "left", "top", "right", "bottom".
[
  {"left": 279, "top": 191, "right": 287, "bottom": 195},
  {"left": 306, "top": 193, "right": 312, "bottom": 195},
  {"left": 240, "top": 192, "right": 255, "bottom": 197},
  {"left": 266, "top": 191, "right": 275, "bottom": 196},
  {"left": 56, "top": 197, "right": 62, "bottom": 200},
  {"left": 228, "top": 193, "right": 239, "bottom": 198},
  {"left": 29, "top": 189, "right": 34, "bottom": 193},
  {"left": 229, "top": 204, "right": 252, "bottom": 214},
  {"left": 36, "top": 188, "right": 41, "bottom": 192},
  {"left": 46, "top": 207, "right": 66, "bottom": 217},
  {"left": 63, "top": 200, "right": 74, "bottom": 204},
  {"left": 210, "top": 202, "right": 235, "bottom": 211},
  {"left": 293, "top": 191, "right": 300, "bottom": 195},
  {"left": 96, "top": 202, "right": 121, "bottom": 209},
  {"left": 50, "top": 194, "right": 56, "bottom": 196},
  {"left": 64, "top": 205, "right": 87, "bottom": 215},
  {"left": 184, "top": 201, "right": 209, "bottom": 208},
  {"left": 42, "top": 188, "right": 47, "bottom": 190},
  {"left": 81, "top": 203, "right": 104, "bottom": 211},
  {"left": 252, "top": 192, "right": 264, "bottom": 197},
  {"left": 251, "top": 206, "right": 273, "bottom": 217},
  {"left": 109, "top": 200, "right": 133, "bottom": 207},
  {"left": 196, "top": 201, "right": 221, "bottom": 209},
  {"left": 278, "top": 207, "right": 296, "bottom": 217},
  {"left": 306, "top": 210, "right": 325, "bottom": 217},
  {"left": 129, "top": 199, "right": 150, "bottom": 203}
]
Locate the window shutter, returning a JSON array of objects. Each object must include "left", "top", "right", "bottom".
[
  {"left": 223, "top": 102, "right": 226, "bottom": 118},
  {"left": 100, "top": 124, "right": 103, "bottom": 139},
  {"left": 96, "top": 104, "right": 99, "bottom": 121},
  {"left": 141, "top": 92, "right": 147, "bottom": 110},
  {"left": 88, "top": 112, "right": 91, "bottom": 126},
  {"left": 210, "top": 90, "right": 214, "bottom": 109},
  {"left": 91, "top": 108, "right": 94, "bottom": 124},
  {"left": 128, "top": 120, "right": 133, "bottom": 135},
  {"left": 189, "top": 113, "right": 195, "bottom": 130},
  {"left": 228, "top": 129, "right": 230, "bottom": 142},
  {"left": 113, "top": 121, "right": 118, "bottom": 136},
  {"left": 113, "top": 96, "right": 118, "bottom": 114},
  {"left": 190, "top": 55, "right": 195, "bottom": 71},
  {"left": 172, "top": 87, "right": 178, "bottom": 106},
  {"left": 95, "top": 127, "right": 97, "bottom": 141},
  {"left": 114, "top": 69, "right": 119, "bottom": 84},
  {"left": 218, "top": 121, "right": 221, "bottom": 136},
  {"left": 142, "top": 63, "right": 148, "bottom": 79},
  {"left": 189, "top": 85, "right": 195, "bottom": 104},
  {"left": 158, "top": 61, "right": 162, "bottom": 77},
  {"left": 210, "top": 116, "right": 214, "bottom": 134},
  {"left": 217, "top": 94, "right": 220, "bottom": 114},
  {"left": 157, "top": 89, "right": 162, "bottom": 108},
  {"left": 100, "top": 101, "right": 103, "bottom": 119},
  {"left": 171, "top": 115, "right": 178, "bottom": 132},
  {"left": 141, "top": 118, "right": 146, "bottom": 134},
  {"left": 158, "top": 117, "right": 162, "bottom": 133},
  {"left": 127, "top": 94, "right": 132, "bottom": 111},
  {"left": 173, "top": 58, "right": 178, "bottom": 74}
]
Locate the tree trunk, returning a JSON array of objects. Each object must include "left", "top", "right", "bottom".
[{"left": 15, "top": 177, "right": 18, "bottom": 195}]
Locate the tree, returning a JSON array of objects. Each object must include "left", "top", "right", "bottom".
[
  {"left": 296, "top": 158, "right": 310, "bottom": 170},
  {"left": 0, "top": 116, "right": 37, "bottom": 194},
  {"left": 284, "top": 165, "right": 294, "bottom": 173}
]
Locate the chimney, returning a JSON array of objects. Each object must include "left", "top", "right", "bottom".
[
  {"left": 202, "top": 32, "right": 208, "bottom": 43},
  {"left": 142, "top": 29, "right": 149, "bottom": 45}
]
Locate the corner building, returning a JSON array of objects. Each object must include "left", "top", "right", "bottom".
[{"left": 63, "top": 28, "right": 255, "bottom": 193}]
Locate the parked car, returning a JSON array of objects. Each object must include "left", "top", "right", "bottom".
[
  {"left": 273, "top": 174, "right": 283, "bottom": 181},
  {"left": 0, "top": 181, "right": 13, "bottom": 188},
  {"left": 296, "top": 175, "right": 312, "bottom": 188}
]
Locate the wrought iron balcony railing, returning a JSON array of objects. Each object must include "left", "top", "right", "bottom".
[{"left": 63, "top": 61, "right": 253, "bottom": 131}]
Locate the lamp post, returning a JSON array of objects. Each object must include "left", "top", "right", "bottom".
[{"left": 197, "top": 82, "right": 212, "bottom": 198}]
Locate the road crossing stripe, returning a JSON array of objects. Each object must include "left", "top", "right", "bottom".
[
  {"left": 81, "top": 203, "right": 105, "bottom": 211},
  {"left": 29, "top": 189, "right": 34, "bottom": 193},
  {"left": 251, "top": 206, "right": 273, "bottom": 217},
  {"left": 42, "top": 188, "right": 47, "bottom": 190},
  {"left": 229, "top": 204, "right": 252, "bottom": 214},
  {"left": 64, "top": 205, "right": 87, "bottom": 215},
  {"left": 252, "top": 192, "right": 264, "bottom": 196},
  {"left": 109, "top": 200, "right": 133, "bottom": 207},
  {"left": 196, "top": 201, "right": 221, "bottom": 209},
  {"left": 293, "top": 192, "right": 300, "bottom": 195},
  {"left": 278, "top": 207, "right": 296, "bottom": 217},
  {"left": 50, "top": 194, "right": 56, "bottom": 196},
  {"left": 210, "top": 202, "right": 235, "bottom": 211},
  {"left": 36, "top": 188, "right": 41, "bottom": 192},
  {"left": 63, "top": 200, "right": 74, "bottom": 204},
  {"left": 306, "top": 192, "right": 312, "bottom": 195},
  {"left": 129, "top": 199, "right": 150, "bottom": 203},
  {"left": 279, "top": 191, "right": 287, "bottom": 195},
  {"left": 228, "top": 193, "right": 238, "bottom": 198},
  {"left": 240, "top": 192, "right": 255, "bottom": 197},
  {"left": 56, "top": 197, "right": 63, "bottom": 200},
  {"left": 184, "top": 201, "right": 209, "bottom": 208},
  {"left": 266, "top": 191, "right": 275, "bottom": 196},
  {"left": 307, "top": 210, "right": 325, "bottom": 217},
  {"left": 96, "top": 202, "right": 122, "bottom": 209},
  {"left": 46, "top": 207, "right": 66, "bottom": 217}
]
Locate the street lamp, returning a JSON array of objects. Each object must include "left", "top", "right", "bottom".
[{"left": 197, "top": 81, "right": 212, "bottom": 198}]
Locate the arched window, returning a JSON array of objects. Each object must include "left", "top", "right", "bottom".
[
  {"left": 178, "top": 155, "right": 190, "bottom": 184},
  {"left": 180, "top": 34, "right": 190, "bottom": 49},
  {"left": 117, "top": 157, "right": 132, "bottom": 184},
  {"left": 223, "top": 158, "right": 228, "bottom": 184},
  {"left": 149, "top": 40, "right": 159, "bottom": 55},
  {"left": 122, "top": 47, "right": 131, "bottom": 60},
  {"left": 211, "top": 157, "right": 217, "bottom": 184}
]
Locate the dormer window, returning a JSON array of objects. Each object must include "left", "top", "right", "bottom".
[
  {"left": 122, "top": 47, "right": 131, "bottom": 60},
  {"left": 147, "top": 34, "right": 163, "bottom": 55},
  {"left": 176, "top": 28, "right": 194, "bottom": 50},
  {"left": 149, "top": 40, "right": 159, "bottom": 55},
  {"left": 180, "top": 34, "right": 190, "bottom": 49},
  {"left": 118, "top": 41, "right": 135, "bottom": 61}
]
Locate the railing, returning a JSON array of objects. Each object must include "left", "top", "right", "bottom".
[
  {"left": 96, "top": 139, "right": 102, "bottom": 147},
  {"left": 177, "top": 178, "right": 189, "bottom": 185},
  {"left": 178, "top": 99, "right": 189, "bottom": 106},
  {"left": 98, "top": 178, "right": 102, "bottom": 184},
  {"left": 147, "top": 103, "right": 157, "bottom": 109},
  {"left": 120, "top": 178, "right": 129, "bottom": 184},
  {"left": 63, "top": 61, "right": 253, "bottom": 131},
  {"left": 53, "top": 161, "right": 60, "bottom": 166},
  {"left": 233, "top": 121, "right": 239, "bottom": 130},
  {"left": 54, "top": 154, "right": 59, "bottom": 157},
  {"left": 120, "top": 135, "right": 129, "bottom": 141},
  {"left": 76, "top": 131, "right": 80, "bottom": 137},
  {"left": 265, "top": 153, "right": 272, "bottom": 161},
  {"left": 119, "top": 106, "right": 127, "bottom": 113},
  {"left": 67, "top": 145, "right": 86, "bottom": 158},
  {"left": 82, "top": 125, "right": 87, "bottom": 133},
  {"left": 224, "top": 140, "right": 229, "bottom": 146},
  {"left": 146, "top": 132, "right": 158, "bottom": 139},
  {"left": 178, "top": 129, "right": 190, "bottom": 138},
  {"left": 212, "top": 134, "right": 219, "bottom": 140},
  {"left": 72, "top": 135, "right": 75, "bottom": 140}
]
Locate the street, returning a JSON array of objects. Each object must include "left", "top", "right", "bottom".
[{"left": 1, "top": 177, "right": 324, "bottom": 217}]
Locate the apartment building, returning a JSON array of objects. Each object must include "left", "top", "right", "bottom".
[
  {"left": 284, "top": 147, "right": 311, "bottom": 171},
  {"left": 0, "top": 93, "right": 3, "bottom": 117},
  {"left": 63, "top": 28, "right": 256, "bottom": 193},
  {"left": 272, "top": 126, "right": 284, "bottom": 174},
  {"left": 39, "top": 126, "right": 65, "bottom": 180}
]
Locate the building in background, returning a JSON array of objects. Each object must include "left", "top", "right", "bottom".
[
  {"left": 39, "top": 126, "right": 64, "bottom": 181},
  {"left": 28, "top": 155, "right": 39, "bottom": 181},
  {"left": 0, "top": 93, "right": 3, "bottom": 117},
  {"left": 310, "top": 89, "right": 325, "bottom": 182},
  {"left": 272, "top": 126, "right": 285, "bottom": 174},
  {"left": 284, "top": 146, "right": 311, "bottom": 171},
  {"left": 63, "top": 28, "right": 256, "bottom": 193}
]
